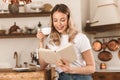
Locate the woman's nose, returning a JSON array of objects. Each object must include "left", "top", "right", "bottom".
[{"left": 57, "top": 21, "right": 62, "bottom": 26}]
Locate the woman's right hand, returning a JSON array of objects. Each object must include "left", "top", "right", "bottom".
[
  {"left": 56, "top": 59, "right": 72, "bottom": 73},
  {"left": 36, "top": 31, "right": 45, "bottom": 42}
]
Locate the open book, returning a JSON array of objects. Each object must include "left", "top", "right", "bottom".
[{"left": 39, "top": 43, "right": 77, "bottom": 64}]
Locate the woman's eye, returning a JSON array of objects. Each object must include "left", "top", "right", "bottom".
[
  {"left": 53, "top": 18, "right": 66, "bottom": 22},
  {"left": 53, "top": 19, "right": 57, "bottom": 22},
  {"left": 61, "top": 19, "right": 66, "bottom": 22}
]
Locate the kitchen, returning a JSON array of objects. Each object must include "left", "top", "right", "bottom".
[
  {"left": 0, "top": 0, "right": 81, "bottom": 80},
  {"left": 0, "top": 0, "right": 120, "bottom": 80}
]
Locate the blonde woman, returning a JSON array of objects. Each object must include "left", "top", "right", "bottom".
[{"left": 37, "top": 4, "right": 95, "bottom": 80}]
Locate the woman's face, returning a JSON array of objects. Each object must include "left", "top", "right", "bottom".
[{"left": 53, "top": 11, "right": 68, "bottom": 34}]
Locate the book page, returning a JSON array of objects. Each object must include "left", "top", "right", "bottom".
[
  {"left": 39, "top": 48, "right": 61, "bottom": 64},
  {"left": 39, "top": 43, "right": 77, "bottom": 64},
  {"left": 56, "top": 43, "right": 77, "bottom": 63}
]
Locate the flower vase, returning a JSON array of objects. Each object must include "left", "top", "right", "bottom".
[{"left": 8, "top": 4, "right": 19, "bottom": 14}]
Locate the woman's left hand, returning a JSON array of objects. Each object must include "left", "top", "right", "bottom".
[{"left": 56, "top": 58, "right": 72, "bottom": 73}]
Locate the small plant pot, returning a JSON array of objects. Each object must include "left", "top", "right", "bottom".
[{"left": 8, "top": 4, "right": 19, "bottom": 14}]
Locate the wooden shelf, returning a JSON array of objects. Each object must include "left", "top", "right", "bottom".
[
  {"left": 0, "top": 12, "right": 51, "bottom": 18},
  {"left": 0, "top": 12, "right": 50, "bottom": 38},
  {"left": 84, "top": 23, "right": 120, "bottom": 34},
  {"left": 0, "top": 34, "right": 36, "bottom": 38}
]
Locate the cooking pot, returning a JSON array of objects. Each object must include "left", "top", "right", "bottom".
[
  {"left": 92, "top": 40, "right": 102, "bottom": 51},
  {"left": 98, "top": 50, "right": 112, "bottom": 61},
  {"left": 107, "top": 39, "right": 119, "bottom": 51}
]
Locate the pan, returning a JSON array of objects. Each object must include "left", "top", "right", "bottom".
[
  {"left": 118, "top": 50, "right": 120, "bottom": 59},
  {"left": 98, "top": 50, "right": 112, "bottom": 61},
  {"left": 107, "top": 39, "right": 119, "bottom": 51},
  {"left": 92, "top": 40, "right": 102, "bottom": 51}
]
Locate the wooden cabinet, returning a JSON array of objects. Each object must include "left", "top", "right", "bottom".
[
  {"left": 0, "top": 70, "right": 48, "bottom": 80},
  {"left": 92, "top": 72, "right": 120, "bottom": 80}
]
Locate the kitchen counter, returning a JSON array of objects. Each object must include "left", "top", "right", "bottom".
[
  {"left": 96, "top": 68, "right": 120, "bottom": 72},
  {"left": 0, "top": 69, "right": 48, "bottom": 80},
  {"left": 96, "top": 69, "right": 120, "bottom": 72}
]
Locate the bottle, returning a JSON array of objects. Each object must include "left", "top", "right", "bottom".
[
  {"left": 38, "top": 22, "right": 42, "bottom": 28},
  {"left": 36, "top": 49, "right": 40, "bottom": 70},
  {"left": 37, "top": 22, "right": 42, "bottom": 33}
]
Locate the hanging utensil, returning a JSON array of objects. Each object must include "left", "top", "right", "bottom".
[
  {"left": 107, "top": 39, "right": 119, "bottom": 51},
  {"left": 118, "top": 50, "right": 120, "bottom": 59},
  {"left": 98, "top": 38, "right": 113, "bottom": 61},
  {"left": 98, "top": 50, "right": 112, "bottom": 61},
  {"left": 101, "top": 38, "right": 107, "bottom": 50},
  {"left": 92, "top": 40, "right": 102, "bottom": 51}
]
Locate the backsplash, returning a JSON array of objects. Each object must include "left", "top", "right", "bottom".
[
  {"left": 90, "top": 30, "right": 120, "bottom": 70},
  {"left": 0, "top": 38, "right": 39, "bottom": 68}
]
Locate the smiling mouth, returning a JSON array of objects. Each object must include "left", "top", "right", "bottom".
[{"left": 57, "top": 26, "right": 64, "bottom": 31}]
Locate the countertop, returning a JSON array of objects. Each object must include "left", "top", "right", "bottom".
[
  {"left": 0, "top": 69, "right": 48, "bottom": 80},
  {"left": 96, "top": 69, "right": 120, "bottom": 72},
  {"left": 0, "top": 68, "right": 36, "bottom": 72}
]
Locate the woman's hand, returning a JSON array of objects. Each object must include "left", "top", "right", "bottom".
[
  {"left": 56, "top": 58, "right": 72, "bottom": 73},
  {"left": 36, "top": 31, "right": 45, "bottom": 42}
]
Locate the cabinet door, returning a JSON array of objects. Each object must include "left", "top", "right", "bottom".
[
  {"left": 92, "top": 72, "right": 114, "bottom": 80},
  {"left": 114, "top": 73, "right": 120, "bottom": 80}
]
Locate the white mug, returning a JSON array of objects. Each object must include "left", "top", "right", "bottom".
[{"left": 38, "top": 27, "right": 51, "bottom": 35}]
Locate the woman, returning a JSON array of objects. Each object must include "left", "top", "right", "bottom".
[{"left": 37, "top": 4, "right": 95, "bottom": 80}]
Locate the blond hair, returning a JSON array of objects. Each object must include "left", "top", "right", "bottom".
[{"left": 50, "top": 4, "right": 78, "bottom": 46}]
